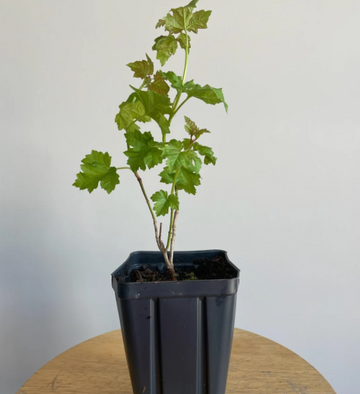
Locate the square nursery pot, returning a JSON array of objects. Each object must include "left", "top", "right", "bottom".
[{"left": 111, "top": 249, "right": 240, "bottom": 394}]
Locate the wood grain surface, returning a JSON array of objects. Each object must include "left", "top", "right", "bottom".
[{"left": 16, "top": 328, "right": 336, "bottom": 394}]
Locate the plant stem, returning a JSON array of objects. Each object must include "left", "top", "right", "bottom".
[
  {"left": 169, "top": 209, "right": 179, "bottom": 266},
  {"left": 166, "top": 209, "right": 174, "bottom": 250},
  {"left": 169, "top": 92, "right": 182, "bottom": 124},
  {"left": 168, "top": 29, "right": 190, "bottom": 124},
  {"left": 172, "top": 96, "right": 190, "bottom": 118},
  {"left": 137, "top": 24, "right": 191, "bottom": 277},
  {"left": 139, "top": 80, "right": 147, "bottom": 90},
  {"left": 116, "top": 167, "right": 131, "bottom": 170},
  {"left": 164, "top": 31, "right": 190, "bottom": 261},
  {"left": 182, "top": 28, "right": 189, "bottom": 85},
  {"left": 134, "top": 171, "right": 176, "bottom": 278},
  {"left": 165, "top": 167, "right": 181, "bottom": 250},
  {"left": 134, "top": 171, "right": 159, "bottom": 241}
]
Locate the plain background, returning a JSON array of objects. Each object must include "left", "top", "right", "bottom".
[{"left": 1, "top": 0, "right": 359, "bottom": 393}]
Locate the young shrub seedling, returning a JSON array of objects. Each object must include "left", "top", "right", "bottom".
[{"left": 73, "top": 0, "right": 228, "bottom": 280}]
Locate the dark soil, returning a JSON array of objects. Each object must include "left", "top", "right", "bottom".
[{"left": 129, "top": 254, "right": 237, "bottom": 283}]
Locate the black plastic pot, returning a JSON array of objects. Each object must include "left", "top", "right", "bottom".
[{"left": 111, "top": 250, "right": 240, "bottom": 394}]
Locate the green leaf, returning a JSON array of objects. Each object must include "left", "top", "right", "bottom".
[
  {"left": 161, "top": 140, "right": 183, "bottom": 172},
  {"left": 162, "top": 139, "right": 201, "bottom": 173},
  {"left": 182, "top": 138, "right": 192, "bottom": 150},
  {"left": 186, "top": 149, "right": 202, "bottom": 173},
  {"left": 130, "top": 87, "right": 171, "bottom": 134},
  {"left": 186, "top": 84, "right": 228, "bottom": 112},
  {"left": 176, "top": 166, "right": 201, "bottom": 194},
  {"left": 152, "top": 35, "right": 178, "bottom": 66},
  {"left": 161, "top": 72, "right": 196, "bottom": 96},
  {"left": 82, "top": 150, "right": 111, "bottom": 167},
  {"left": 167, "top": 194, "right": 179, "bottom": 210},
  {"left": 161, "top": 71, "right": 184, "bottom": 91},
  {"left": 73, "top": 150, "right": 119, "bottom": 194},
  {"left": 151, "top": 190, "right": 179, "bottom": 216},
  {"left": 162, "top": 6, "right": 211, "bottom": 35},
  {"left": 127, "top": 54, "right": 154, "bottom": 79},
  {"left": 159, "top": 166, "right": 201, "bottom": 195},
  {"left": 115, "top": 101, "right": 151, "bottom": 132},
  {"left": 177, "top": 32, "right": 191, "bottom": 50},
  {"left": 124, "top": 130, "right": 163, "bottom": 171},
  {"left": 148, "top": 71, "right": 170, "bottom": 96},
  {"left": 159, "top": 166, "right": 174, "bottom": 185},
  {"left": 160, "top": 74, "right": 226, "bottom": 112},
  {"left": 187, "top": 0, "right": 198, "bottom": 8},
  {"left": 184, "top": 116, "right": 209, "bottom": 139},
  {"left": 184, "top": 116, "right": 195, "bottom": 135},
  {"left": 151, "top": 190, "right": 168, "bottom": 216},
  {"left": 155, "top": 19, "right": 166, "bottom": 29},
  {"left": 186, "top": 10, "right": 211, "bottom": 33},
  {"left": 192, "top": 142, "right": 217, "bottom": 165},
  {"left": 163, "top": 9, "right": 188, "bottom": 35},
  {"left": 100, "top": 167, "right": 120, "bottom": 191}
]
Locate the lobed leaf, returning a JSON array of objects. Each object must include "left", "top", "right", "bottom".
[
  {"left": 186, "top": 9, "right": 211, "bottom": 33},
  {"left": 175, "top": 167, "right": 201, "bottom": 194},
  {"left": 152, "top": 35, "right": 178, "bottom": 66},
  {"left": 115, "top": 101, "right": 150, "bottom": 132},
  {"left": 177, "top": 32, "right": 191, "bottom": 50},
  {"left": 73, "top": 150, "right": 119, "bottom": 194},
  {"left": 162, "top": 5, "right": 211, "bottom": 35},
  {"left": 162, "top": 139, "right": 201, "bottom": 173},
  {"left": 161, "top": 140, "right": 183, "bottom": 172},
  {"left": 192, "top": 142, "right": 217, "bottom": 165},
  {"left": 130, "top": 87, "right": 172, "bottom": 134},
  {"left": 184, "top": 117, "right": 196, "bottom": 134},
  {"left": 160, "top": 73, "right": 228, "bottom": 112},
  {"left": 187, "top": 0, "right": 199, "bottom": 8},
  {"left": 148, "top": 71, "right": 170, "bottom": 96},
  {"left": 186, "top": 84, "right": 228, "bottom": 112},
  {"left": 82, "top": 150, "right": 111, "bottom": 167},
  {"left": 124, "top": 130, "right": 163, "bottom": 172},
  {"left": 100, "top": 167, "right": 120, "bottom": 192},
  {"left": 161, "top": 71, "right": 184, "bottom": 91},
  {"left": 184, "top": 116, "right": 209, "bottom": 139},
  {"left": 151, "top": 190, "right": 179, "bottom": 216},
  {"left": 159, "top": 166, "right": 201, "bottom": 195},
  {"left": 155, "top": 19, "right": 166, "bottom": 29},
  {"left": 127, "top": 54, "right": 154, "bottom": 79},
  {"left": 163, "top": 9, "right": 188, "bottom": 35}
]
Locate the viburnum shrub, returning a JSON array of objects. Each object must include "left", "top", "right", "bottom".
[{"left": 73, "top": 0, "right": 227, "bottom": 280}]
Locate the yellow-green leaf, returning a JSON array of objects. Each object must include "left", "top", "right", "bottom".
[
  {"left": 73, "top": 151, "right": 119, "bottom": 194},
  {"left": 151, "top": 190, "right": 179, "bottom": 216}
]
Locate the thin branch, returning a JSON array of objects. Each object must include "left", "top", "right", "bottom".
[
  {"left": 166, "top": 209, "right": 174, "bottom": 250},
  {"left": 182, "top": 27, "right": 189, "bottom": 84},
  {"left": 134, "top": 171, "right": 160, "bottom": 248},
  {"left": 133, "top": 171, "right": 176, "bottom": 276},
  {"left": 169, "top": 91, "right": 183, "bottom": 124},
  {"left": 165, "top": 167, "right": 181, "bottom": 250},
  {"left": 169, "top": 209, "right": 179, "bottom": 266},
  {"left": 168, "top": 32, "right": 189, "bottom": 125},
  {"left": 172, "top": 96, "right": 190, "bottom": 118},
  {"left": 159, "top": 222, "right": 163, "bottom": 244}
]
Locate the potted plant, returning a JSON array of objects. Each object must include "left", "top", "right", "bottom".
[{"left": 73, "top": 1, "right": 240, "bottom": 394}]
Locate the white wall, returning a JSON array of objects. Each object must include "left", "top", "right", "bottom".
[{"left": 1, "top": 1, "right": 359, "bottom": 393}]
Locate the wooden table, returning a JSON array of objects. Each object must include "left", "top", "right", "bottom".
[{"left": 16, "top": 329, "right": 336, "bottom": 394}]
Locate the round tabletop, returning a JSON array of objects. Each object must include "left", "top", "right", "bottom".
[{"left": 16, "top": 328, "right": 336, "bottom": 394}]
